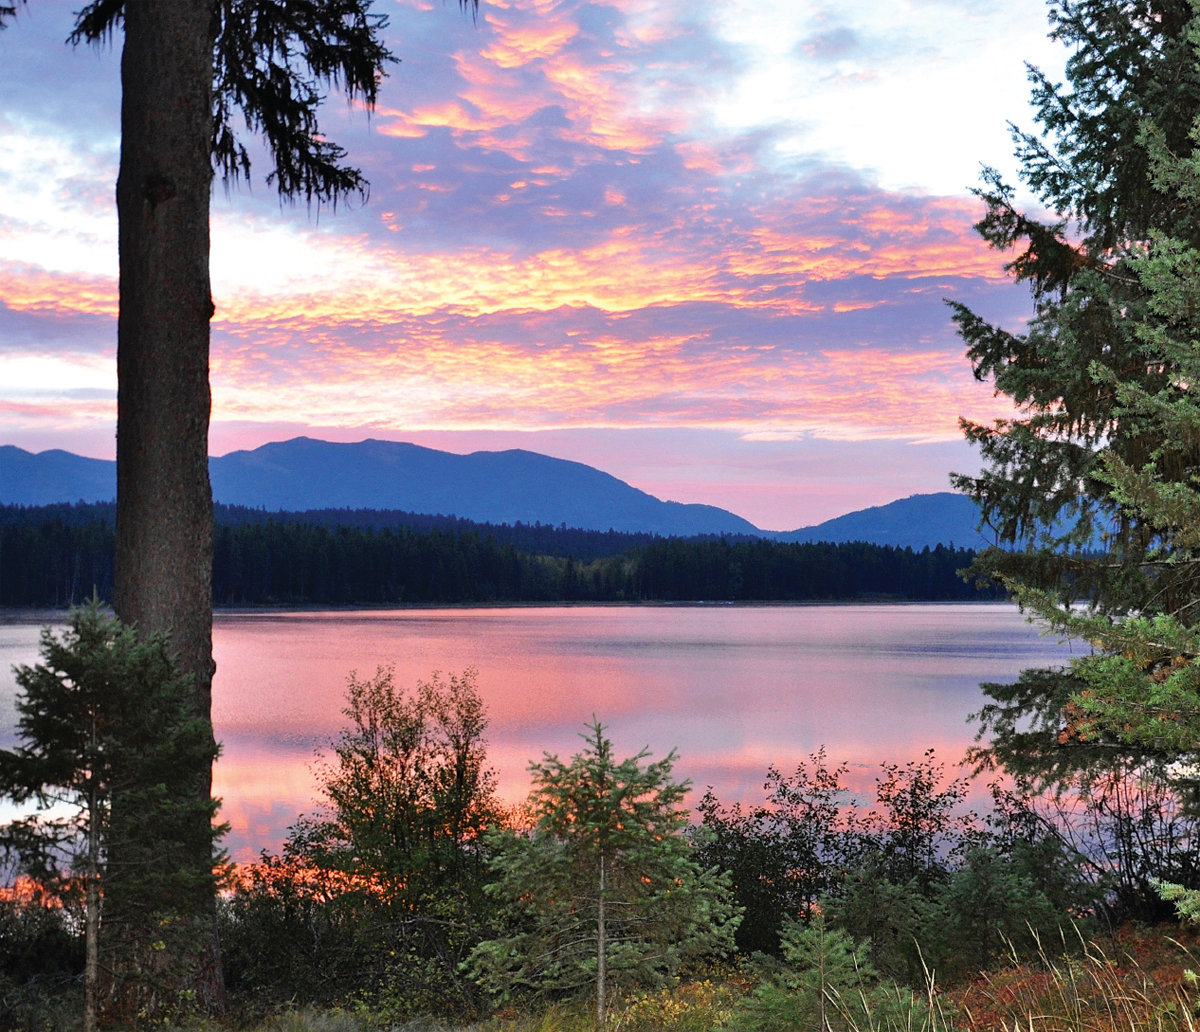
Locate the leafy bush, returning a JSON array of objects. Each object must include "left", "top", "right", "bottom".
[
  {"left": 693, "top": 750, "right": 851, "bottom": 955},
  {"left": 223, "top": 668, "right": 505, "bottom": 1018},
  {"left": 698, "top": 751, "right": 1100, "bottom": 983},
  {"left": 616, "top": 980, "right": 742, "bottom": 1032},
  {"left": 0, "top": 886, "right": 83, "bottom": 1032}
]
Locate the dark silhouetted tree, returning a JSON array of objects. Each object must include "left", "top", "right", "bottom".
[
  {"left": 0, "top": 0, "right": 395, "bottom": 1009},
  {"left": 0, "top": 604, "right": 223, "bottom": 1029}
]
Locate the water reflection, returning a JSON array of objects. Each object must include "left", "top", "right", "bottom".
[{"left": 0, "top": 604, "right": 1075, "bottom": 860}]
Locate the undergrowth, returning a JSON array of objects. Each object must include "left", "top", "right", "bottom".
[{"left": 216, "top": 927, "right": 1200, "bottom": 1032}]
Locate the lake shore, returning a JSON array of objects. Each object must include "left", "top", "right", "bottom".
[{"left": 0, "top": 596, "right": 1010, "bottom": 622}]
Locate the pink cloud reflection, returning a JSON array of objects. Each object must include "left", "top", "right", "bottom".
[{"left": 211, "top": 605, "right": 1075, "bottom": 860}]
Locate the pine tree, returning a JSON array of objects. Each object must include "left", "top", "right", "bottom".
[
  {"left": 0, "top": 604, "right": 224, "bottom": 1030},
  {"left": 470, "top": 722, "right": 740, "bottom": 1026},
  {"left": 954, "top": 1, "right": 1200, "bottom": 776}
]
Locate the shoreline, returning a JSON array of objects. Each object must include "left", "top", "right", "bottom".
[{"left": 0, "top": 597, "right": 1014, "bottom": 622}]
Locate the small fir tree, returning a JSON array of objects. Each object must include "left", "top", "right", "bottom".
[
  {"left": 470, "top": 721, "right": 740, "bottom": 1026},
  {"left": 726, "top": 913, "right": 927, "bottom": 1032},
  {"left": 0, "top": 604, "right": 224, "bottom": 1030}
]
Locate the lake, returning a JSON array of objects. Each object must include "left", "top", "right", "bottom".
[{"left": 0, "top": 603, "right": 1077, "bottom": 860}]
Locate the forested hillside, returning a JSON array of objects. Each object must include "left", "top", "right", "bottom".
[{"left": 0, "top": 503, "right": 996, "bottom": 606}]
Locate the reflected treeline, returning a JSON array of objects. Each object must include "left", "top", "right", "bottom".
[{"left": 0, "top": 502, "right": 999, "bottom": 607}]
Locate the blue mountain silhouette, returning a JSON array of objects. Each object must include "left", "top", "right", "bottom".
[
  {"left": 0, "top": 438, "right": 757, "bottom": 536},
  {"left": 0, "top": 438, "right": 988, "bottom": 546}
]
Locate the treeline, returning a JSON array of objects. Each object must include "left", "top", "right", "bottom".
[
  {"left": 0, "top": 504, "right": 998, "bottom": 606},
  {"left": 0, "top": 501, "right": 658, "bottom": 560}
]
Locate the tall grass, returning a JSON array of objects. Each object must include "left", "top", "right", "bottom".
[{"left": 947, "top": 927, "right": 1200, "bottom": 1032}]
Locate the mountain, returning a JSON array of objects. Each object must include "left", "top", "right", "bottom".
[
  {"left": 0, "top": 445, "right": 117, "bottom": 506},
  {"left": 777, "top": 492, "right": 988, "bottom": 550},
  {"left": 0, "top": 439, "right": 990, "bottom": 546},
  {"left": 0, "top": 438, "right": 760, "bottom": 537},
  {"left": 211, "top": 438, "right": 764, "bottom": 535}
]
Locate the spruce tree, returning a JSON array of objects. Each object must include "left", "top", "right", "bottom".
[
  {"left": 727, "top": 914, "right": 877, "bottom": 1032},
  {"left": 0, "top": 605, "right": 224, "bottom": 1030},
  {"left": 1033, "top": 111, "right": 1200, "bottom": 752},
  {"left": 470, "top": 722, "right": 740, "bottom": 1026},
  {"left": 954, "top": 1, "right": 1200, "bottom": 783}
]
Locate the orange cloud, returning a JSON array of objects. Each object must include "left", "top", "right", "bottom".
[
  {"left": 481, "top": 14, "right": 579, "bottom": 67},
  {"left": 0, "top": 261, "right": 117, "bottom": 316},
  {"left": 200, "top": 313, "right": 1014, "bottom": 442}
]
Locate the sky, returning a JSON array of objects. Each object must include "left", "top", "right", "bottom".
[{"left": 0, "top": 0, "right": 1064, "bottom": 530}]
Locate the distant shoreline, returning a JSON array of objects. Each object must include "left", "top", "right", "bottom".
[{"left": 0, "top": 597, "right": 1015, "bottom": 623}]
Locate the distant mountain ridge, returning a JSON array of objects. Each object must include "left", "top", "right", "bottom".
[
  {"left": 0, "top": 438, "right": 759, "bottom": 537},
  {"left": 0, "top": 439, "right": 989, "bottom": 548},
  {"left": 0, "top": 446, "right": 116, "bottom": 507},
  {"left": 777, "top": 493, "right": 991, "bottom": 549}
]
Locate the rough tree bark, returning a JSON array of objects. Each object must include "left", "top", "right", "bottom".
[
  {"left": 112, "top": 0, "right": 224, "bottom": 1016},
  {"left": 597, "top": 850, "right": 607, "bottom": 1028},
  {"left": 85, "top": 716, "right": 99, "bottom": 1032}
]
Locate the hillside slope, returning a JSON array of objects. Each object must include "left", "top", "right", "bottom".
[
  {"left": 779, "top": 492, "right": 989, "bottom": 549},
  {"left": 0, "top": 438, "right": 760, "bottom": 537}
]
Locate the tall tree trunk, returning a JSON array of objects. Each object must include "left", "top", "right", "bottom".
[
  {"left": 112, "top": 0, "right": 223, "bottom": 1018},
  {"left": 597, "top": 850, "right": 607, "bottom": 1028},
  {"left": 84, "top": 723, "right": 99, "bottom": 1032}
]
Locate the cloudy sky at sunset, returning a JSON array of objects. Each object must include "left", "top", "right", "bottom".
[{"left": 0, "top": 0, "right": 1063, "bottom": 530}]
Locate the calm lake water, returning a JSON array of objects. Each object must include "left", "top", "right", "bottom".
[{"left": 0, "top": 604, "right": 1077, "bottom": 860}]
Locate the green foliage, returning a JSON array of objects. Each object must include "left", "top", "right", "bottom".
[
  {"left": 938, "top": 843, "right": 1068, "bottom": 973},
  {"left": 617, "top": 980, "right": 743, "bottom": 1032},
  {"left": 471, "top": 722, "right": 740, "bottom": 1014},
  {"left": 827, "top": 869, "right": 935, "bottom": 987},
  {"left": 0, "top": 888, "right": 84, "bottom": 1032},
  {"left": 0, "top": 603, "right": 225, "bottom": 1022},
  {"left": 1153, "top": 877, "right": 1200, "bottom": 924},
  {"left": 726, "top": 913, "right": 930, "bottom": 1032},
  {"left": 293, "top": 666, "right": 501, "bottom": 902},
  {"left": 693, "top": 751, "right": 854, "bottom": 955},
  {"left": 848, "top": 752, "right": 974, "bottom": 892},
  {"left": 968, "top": 666, "right": 1200, "bottom": 924},
  {"left": 697, "top": 751, "right": 1098, "bottom": 982},
  {"left": 0, "top": 605, "right": 222, "bottom": 892},
  {"left": 951, "top": 0, "right": 1200, "bottom": 557},
  {"left": 949, "top": 0, "right": 1200, "bottom": 922},
  {"left": 223, "top": 667, "right": 503, "bottom": 1016}
]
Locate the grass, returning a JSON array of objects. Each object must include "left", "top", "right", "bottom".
[
  {"left": 946, "top": 925, "right": 1200, "bottom": 1032},
  {"left": 82, "top": 925, "right": 1200, "bottom": 1032}
]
